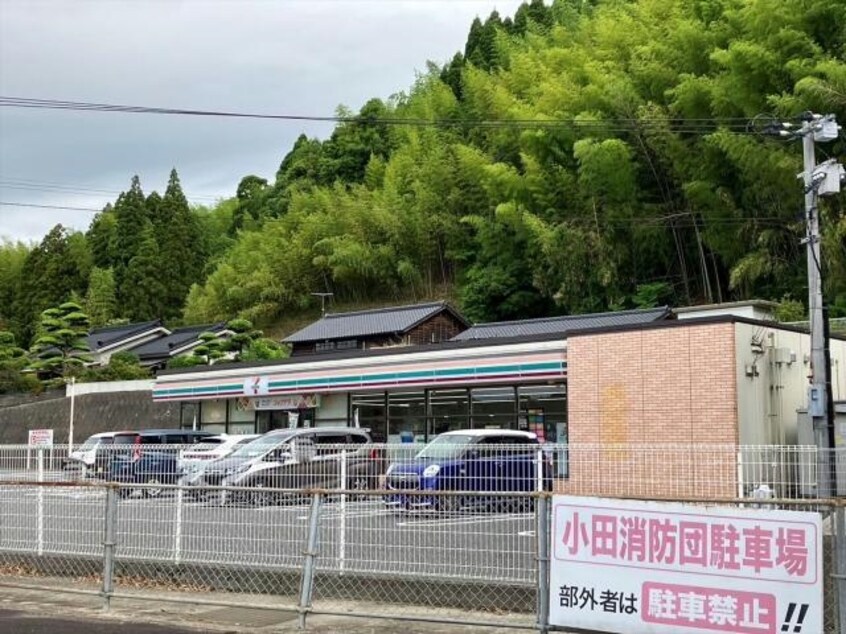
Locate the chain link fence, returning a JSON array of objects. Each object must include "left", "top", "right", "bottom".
[{"left": 1, "top": 441, "right": 846, "bottom": 631}]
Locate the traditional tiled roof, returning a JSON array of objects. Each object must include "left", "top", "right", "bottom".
[
  {"left": 131, "top": 323, "right": 227, "bottom": 360},
  {"left": 283, "top": 301, "right": 468, "bottom": 343},
  {"left": 87, "top": 320, "right": 166, "bottom": 351}
]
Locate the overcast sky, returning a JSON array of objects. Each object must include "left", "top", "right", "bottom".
[{"left": 0, "top": 0, "right": 523, "bottom": 242}]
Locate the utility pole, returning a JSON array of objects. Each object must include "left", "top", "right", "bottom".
[
  {"left": 801, "top": 115, "right": 830, "bottom": 495},
  {"left": 310, "top": 292, "right": 334, "bottom": 317},
  {"left": 767, "top": 113, "right": 843, "bottom": 495}
]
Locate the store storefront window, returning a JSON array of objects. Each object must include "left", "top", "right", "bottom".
[
  {"left": 519, "top": 384, "right": 567, "bottom": 476},
  {"left": 471, "top": 386, "right": 517, "bottom": 430},
  {"left": 180, "top": 403, "right": 198, "bottom": 430},
  {"left": 228, "top": 400, "right": 256, "bottom": 435},
  {"left": 429, "top": 389, "right": 469, "bottom": 435},
  {"left": 388, "top": 391, "right": 426, "bottom": 444},
  {"left": 200, "top": 399, "right": 227, "bottom": 434},
  {"left": 351, "top": 392, "right": 387, "bottom": 442},
  {"left": 518, "top": 384, "right": 566, "bottom": 442}
]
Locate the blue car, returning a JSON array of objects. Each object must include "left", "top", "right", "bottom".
[
  {"left": 385, "top": 430, "right": 551, "bottom": 513},
  {"left": 106, "top": 429, "right": 216, "bottom": 498},
  {"left": 108, "top": 450, "right": 181, "bottom": 498}
]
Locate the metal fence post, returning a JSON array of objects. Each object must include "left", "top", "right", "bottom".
[
  {"left": 836, "top": 506, "right": 846, "bottom": 634},
  {"left": 536, "top": 493, "right": 550, "bottom": 634},
  {"left": 339, "top": 451, "right": 346, "bottom": 574},
  {"left": 101, "top": 485, "right": 118, "bottom": 611},
  {"left": 36, "top": 449, "right": 44, "bottom": 556},
  {"left": 174, "top": 485, "right": 184, "bottom": 564},
  {"left": 298, "top": 492, "right": 323, "bottom": 630}
]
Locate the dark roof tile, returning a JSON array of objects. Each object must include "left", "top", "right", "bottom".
[
  {"left": 132, "top": 323, "right": 227, "bottom": 359},
  {"left": 451, "top": 307, "right": 672, "bottom": 341},
  {"left": 87, "top": 320, "right": 165, "bottom": 351},
  {"left": 283, "top": 301, "right": 468, "bottom": 343}
]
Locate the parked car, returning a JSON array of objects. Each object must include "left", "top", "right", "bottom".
[
  {"left": 178, "top": 434, "right": 260, "bottom": 473},
  {"left": 64, "top": 431, "right": 139, "bottom": 476},
  {"left": 384, "top": 429, "right": 551, "bottom": 513},
  {"left": 106, "top": 429, "right": 216, "bottom": 497},
  {"left": 178, "top": 434, "right": 259, "bottom": 494},
  {"left": 198, "top": 427, "right": 384, "bottom": 506}
]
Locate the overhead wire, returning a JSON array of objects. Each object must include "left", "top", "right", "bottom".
[
  {"left": 0, "top": 96, "right": 754, "bottom": 132},
  {"left": 0, "top": 201, "right": 103, "bottom": 212},
  {"left": 0, "top": 179, "right": 222, "bottom": 203}
]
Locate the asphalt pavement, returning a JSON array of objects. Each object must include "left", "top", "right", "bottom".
[
  {"left": 0, "top": 483, "right": 536, "bottom": 586},
  {"left": 0, "top": 584, "right": 532, "bottom": 633},
  {"left": 0, "top": 609, "right": 203, "bottom": 634}
]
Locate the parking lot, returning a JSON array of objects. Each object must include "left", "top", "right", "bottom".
[{"left": 0, "top": 481, "right": 536, "bottom": 585}]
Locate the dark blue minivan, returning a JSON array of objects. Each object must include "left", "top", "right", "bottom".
[
  {"left": 384, "top": 430, "right": 551, "bottom": 513},
  {"left": 106, "top": 429, "right": 215, "bottom": 498}
]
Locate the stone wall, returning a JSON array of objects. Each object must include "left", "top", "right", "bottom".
[{"left": 0, "top": 391, "right": 181, "bottom": 444}]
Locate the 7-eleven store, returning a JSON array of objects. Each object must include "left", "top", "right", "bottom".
[{"left": 153, "top": 312, "right": 846, "bottom": 498}]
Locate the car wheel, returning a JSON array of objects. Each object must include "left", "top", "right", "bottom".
[
  {"left": 439, "top": 494, "right": 463, "bottom": 515},
  {"left": 348, "top": 475, "right": 370, "bottom": 499},
  {"left": 145, "top": 477, "right": 163, "bottom": 498},
  {"left": 251, "top": 483, "right": 274, "bottom": 507}
]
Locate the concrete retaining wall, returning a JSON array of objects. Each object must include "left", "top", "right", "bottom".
[{"left": 0, "top": 390, "right": 181, "bottom": 443}]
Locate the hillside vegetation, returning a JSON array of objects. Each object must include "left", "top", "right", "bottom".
[{"left": 1, "top": 0, "right": 845, "bottom": 348}]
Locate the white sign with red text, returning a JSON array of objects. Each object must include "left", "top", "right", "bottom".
[
  {"left": 27, "top": 429, "right": 53, "bottom": 447},
  {"left": 549, "top": 496, "right": 822, "bottom": 634}
]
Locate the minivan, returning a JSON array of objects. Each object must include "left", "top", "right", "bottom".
[
  {"left": 65, "top": 431, "right": 139, "bottom": 476},
  {"left": 106, "top": 429, "right": 216, "bottom": 496},
  {"left": 198, "top": 427, "right": 383, "bottom": 506}
]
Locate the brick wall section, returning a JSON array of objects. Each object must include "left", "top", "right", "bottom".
[
  {"left": 562, "top": 322, "right": 738, "bottom": 498},
  {"left": 0, "top": 391, "right": 181, "bottom": 443}
]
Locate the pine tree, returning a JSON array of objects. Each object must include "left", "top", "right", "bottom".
[
  {"left": 113, "top": 175, "right": 148, "bottom": 296},
  {"left": 464, "top": 17, "right": 484, "bottom": 59},
  {"left": 155, "top": 169, "right": 203, "bottom": 320},
  {"left": 122, "top": 222, "right": 167, "bottom": 321},
  {"left": 13, "top": 225, "right": 90, "bottom": 345},
  {"left": 28, "top": 302, "right": 92, "bottom": 382},
  {"left": 86, "top": 205, "right": 118, "bottom": 270},
  {"left": 440, "top": 52, "right": 466, "bottom": 100}
]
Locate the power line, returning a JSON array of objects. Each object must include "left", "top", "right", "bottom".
[
  {"left": 0, "top": 201, "right": 101, "bottom": 212},
  {"left": 0, "top": 96, "right": 754, "bottom": 131},
  {"left": 0, "top": 179, "right": 223, "bottom": 203}
]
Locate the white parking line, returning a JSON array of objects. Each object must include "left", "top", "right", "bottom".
[
  {"left": 397, "top": 513, "right": 532, "bottom": 528},
  {"left": 296, "top": 501, "right": 391, "bottom": 520}
]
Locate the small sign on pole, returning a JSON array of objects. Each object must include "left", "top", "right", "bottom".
[
  {"left": 549, "top": 496, "right": 823, "bottom": 634},
  {"left": 28, "top": 429, "right": 54, "bottom": 447}
]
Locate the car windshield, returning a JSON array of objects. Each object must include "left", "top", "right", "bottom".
[
  {"left": 186, "top": 442, "right": 222, "bottom": 453},
  {"left": 230, "top": 433, "right": 293, "bottom": 458},
  {"left": 415, "top": 434, "right": 476, "bottom": 460},
  {"left": 79, "top": 437, "right": 101, "bottom": 450}
]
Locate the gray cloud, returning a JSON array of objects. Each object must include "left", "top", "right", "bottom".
[{"left": 0, "top": 0, "right": 523, "bottom": 242}]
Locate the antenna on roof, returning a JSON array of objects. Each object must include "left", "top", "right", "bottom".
[{"left": 310, "top": 292, "right": 334, "bottom": 317}]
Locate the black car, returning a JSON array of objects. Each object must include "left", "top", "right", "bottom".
[{"left": 106, "top": 429, "right": 216, "bottom": 497}]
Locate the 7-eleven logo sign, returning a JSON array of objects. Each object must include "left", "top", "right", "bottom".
[{"left": 243, "top": 376, "right": 269, "bottom": 396}]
